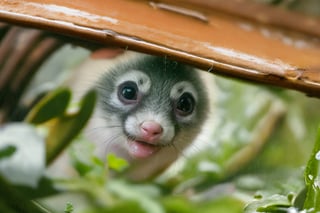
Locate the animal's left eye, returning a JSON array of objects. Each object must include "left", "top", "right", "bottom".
[
  {"left": 175, "top": 92, "right": 195, "bottom": 116},
  {"left": 118, "top": 81, "right": 138, "bottom": 104}
]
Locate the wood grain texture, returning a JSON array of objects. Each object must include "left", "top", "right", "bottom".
[{"left": 0, "top": 0, "right": 320, "bottom": 97}]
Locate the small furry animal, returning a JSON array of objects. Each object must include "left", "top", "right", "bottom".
[{"left": 69, "top": 50, "right": 210, "bottom": 180}]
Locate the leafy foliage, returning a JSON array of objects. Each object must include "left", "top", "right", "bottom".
[
  {"left": 0, "top": 145, "right": 16, "bottom": 160},
  {"left": 1, "top": 74, "right": 320, "bottom": 212},
  {"left": 26, "top": 88, "right": 96, "bottom": 164},
  {"left": 303, "top": 127, "right": 320, "bottom": 211},
  {"left": 64, "top": 202, "right": 74, "bottom": 213}
]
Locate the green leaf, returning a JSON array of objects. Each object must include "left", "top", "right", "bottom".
[
  {"left": 83, "top": 200, "right": 146, "bottom": 213},
  {"left": 15, "top": 177, "right": 59, "bottom": 199},
  {"left": 161, "top": 197, "right": 195, "bottom": 213},
  {"left": 69, "top": 138, "right": 97, "bottom": 176},
  {"left": 0, "top": 175, "right": 48, "bottom": 213},
  {"left": 199, "top": 196, "right": 245, "bottom": 213},
  {"left": 46, "top": 89, "right": 96, "bottom": 165},
  {"left": 257, "top": 204, "right": 293, "bottom": 213},
  {"left": 64, "top": 202, "right": 74, "bottom": 213},
  {"left": 303, "top": 126, "right": 320, "bottom": 211},
  {"left": 107, "top": 153, "right": 129, "bottom": 172},
  {"left": 0, "top": 145, "right": 16, "bottom": 160},
  {"left": 26, "top": 88, "right": 71, "bottom": 124},
  {"left": 106, "top": 200, "right": 146, "bottom": 213},
  {"left": 244, "top": 194, "right": 291, "bottom": 213},
  {"left": 107, "top": 180, "right": 163, "bottom": 213}
]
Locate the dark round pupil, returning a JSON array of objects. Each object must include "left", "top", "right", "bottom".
[
  {"left": 121, "top": 86, "right": 137, "bottom": 100},
  {"left": 177, "top": 93, "right": 194, "bottom": 113}
]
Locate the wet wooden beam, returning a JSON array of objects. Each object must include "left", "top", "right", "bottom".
[{"left": 0, "top": 0, "right": 320, "bottom": 97}]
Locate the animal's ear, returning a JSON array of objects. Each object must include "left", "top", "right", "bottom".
[{"left": 90, "top": 48, "right": 125, "bottom": 59}]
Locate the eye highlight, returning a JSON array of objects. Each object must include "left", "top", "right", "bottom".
[
  {"left": 175, "top": 92, "right": 195, "bottom": 116},
  {"left": 118, "top": 81, "right": 138, "bottom": 104}
]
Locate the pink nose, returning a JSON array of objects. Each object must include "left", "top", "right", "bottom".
[{"left": 140, "top": 121, "right": 163, "bottom": 143}]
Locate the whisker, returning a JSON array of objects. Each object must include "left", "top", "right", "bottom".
[
  {"left": 85, "top": 125, "right": 122, "bottom": 137},
  {"left": 171, "top": 143, "right": 188, "bottom": 160},
  {"left": 104, "top": 133, "right": 124, "bottom": 151}
]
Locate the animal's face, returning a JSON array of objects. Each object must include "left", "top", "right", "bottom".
[{"left": 90, "top": 54, "right": 208, "bottom": 161}]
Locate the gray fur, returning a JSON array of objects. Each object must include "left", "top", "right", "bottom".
[
  {"left": 96, "top": 54, "right": 208, "bottom": 131},
  {"left": 78, "top": 52, "right": 209, "bottom": 180}
]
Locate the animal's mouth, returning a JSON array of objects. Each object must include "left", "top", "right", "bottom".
[{"left": 127, "top": 139, "right": 162, "bottom": 159}]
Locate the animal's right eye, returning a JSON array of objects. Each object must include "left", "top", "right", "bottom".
[{"left": 118, "top": 81, "right": 139, "bottom": 104}]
